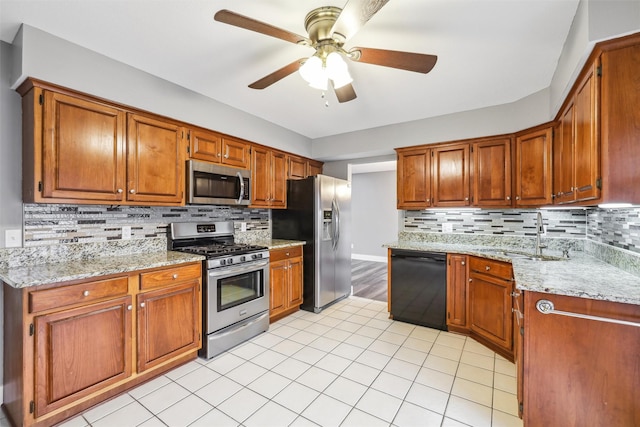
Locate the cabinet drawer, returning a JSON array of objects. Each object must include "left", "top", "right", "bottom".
[
  {"left": 270, "top": 246, "right": 303, "bottom": 263},
  {"left": 140, "top": 263, "right": 202, "bottom": 290},
  {"left": 29, "top": 276, "right": 129, "bottom": 313},
  {"left": 469, "top": 256, "right": 513, "bottom": 280}
]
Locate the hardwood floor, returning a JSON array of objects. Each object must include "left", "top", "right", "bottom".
[{"left": 351, "top": 259, "right": 387, "bottom": 302}]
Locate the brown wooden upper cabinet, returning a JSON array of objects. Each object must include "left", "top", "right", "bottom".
[
  {"left": 251, "top": 145, "right": 287, "bottom": 208},
  {"left": 21, "top": 82, "right": 187, "bottom": 206},
  {"left": 514, "top": 126, "right": 553, "bottom": 207},
  {"left": 287, "top": 155, "right": 324, "bottom": 180},
  {"left": 553, "top": 60, "right": 600, "bottom": 205},
  {"left": 432, "top": 143, "right": 471, "bottom": 207},
  {"left": 472, "top": 137, "right": 512, "bottom": 207},
  {"left": 307, "top": 160, "right": 324, "bottom": 177},
  {"left": 396, "top": 147, "right": 431, "bottom": 209},
  {"left": 189, "top": 128, "right": 250, "bottom": 169},
  {"left": 127, "top": 113, "right": 186, "bottom": 205}
]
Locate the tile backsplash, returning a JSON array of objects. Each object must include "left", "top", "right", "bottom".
[
  {"left": 403, "top": 209, "right": 587, "bottom": 237},
  {"left": 587, "top": 207, "right": 640, "bottom": 254},
  {"left": 23, "top": 204, "right": 269, "bottom": 247}
]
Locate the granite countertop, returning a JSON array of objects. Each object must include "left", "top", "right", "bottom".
[
  {"left": 254, "top": 239, "right": 306, "bottom": 250},
  {"left": 385, "top": 241, "right": 640, "bottom": 306},
  {"left": 0, "top": 251, "right": 205, "bottom": 289}
]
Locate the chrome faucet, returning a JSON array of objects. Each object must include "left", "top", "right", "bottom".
[{"left": 535, "top": 211, "right": 547, "bottom": 256}]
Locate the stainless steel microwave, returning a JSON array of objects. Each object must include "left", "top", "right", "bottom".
[{"left": 187, "top": 160, "right": 250, "bottom": 205}]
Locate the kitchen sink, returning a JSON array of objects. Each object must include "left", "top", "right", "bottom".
[{"left": 477, "top": 249, "right": 565, "bottom": 261}]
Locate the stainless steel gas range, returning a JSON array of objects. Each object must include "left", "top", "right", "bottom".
[{"left": 168, "top": 221, "right": 269, "bottom": 359}]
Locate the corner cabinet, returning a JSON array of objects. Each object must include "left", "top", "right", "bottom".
[
  {"left": 287, "top": 156, "right": 324, "bottom": 180},
  {"left": 269, "top": 246, "right": 303, "bottom": 322},
  {"left": 20, "top": 81, "right": 187, "bottom": 206},
  {"left": 251, "top": 145, "right": 287, "bottom": 208},
  {"left": 2, "top": 262, "right": 202, "bottom": 427}
]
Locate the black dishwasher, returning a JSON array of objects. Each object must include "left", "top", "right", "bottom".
[{"left": 390, "top": 249, "right": 447, "bottom": 330}]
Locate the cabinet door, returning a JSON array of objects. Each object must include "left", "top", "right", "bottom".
[
  {"left": 446, "top": 254, "right": 468, "bottom": 330},
  {"left": 127, "top": 113, "right": 186, "bottom": 205},
  {"left": 269, "top": 260, "right": 287, "bottom": 320},
  {"left": 42, "top": 91, "right": 126, "bottom": 202},
  {"left": 514, "top": 127, "right": 552, "bottom": 206},
  {"left": 288, "top": 155, "right": 308, "bottom": 180},
  {"left": 523, "top": 292, "right": 640, "bottom": 426},
  {"left": 251, "top": 146, "right": 271, "bottom": 207},
  {"left": 433, "top": 143, "right": 470, "bottom": 207},
  {"left": 221, "top": 137, "right": 250, "bottom": 169},
  {"left": 270, "top": 150, "right": 288, "bottom": 208},
  {"left": 287, "top": 257, "right": 304, "bottom": 307},
  {"left": 573, "top": 65, "right": 600, "bottom": 202},
  {"left": 308, "top": 160, "right": 323, "bottom": 177},
  {"left": 190, "top": 128, "right": 221, "bottom": 163},
  {"left": 397, "top": 148, "right": 431, "bottom": 209},
  {"left": 34, "top": 296, "right": 132, "bottom": 417},
  {"left": 554, "top": 104, "right": 575, "bottom": 204},
  {"left": 513, "top": 290, "right": 524, "bottom": 419},
  {"left": 137, "top": 281, "right": 200, "bottom": 372},
  {"left": 473, "top": 138, "right": 512, "bottom": 207},
  {"left": 469, "top": 273, "right": 513, "bottom": 352}
]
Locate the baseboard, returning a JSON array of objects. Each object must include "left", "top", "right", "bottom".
[{"left": 352, "top": 254, "right": 387, "bottom": 263}]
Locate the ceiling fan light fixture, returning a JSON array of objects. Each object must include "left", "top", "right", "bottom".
[
  {"left": 326, "top": 51, "right": 352, "bottom": 89},
  {"left": 299, "top": 55, "right": 328, "bottom": 90}
]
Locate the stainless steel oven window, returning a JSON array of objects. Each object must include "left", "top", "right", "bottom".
[{"left": 218, "top": 270, "right": 264, "bottom": 310}]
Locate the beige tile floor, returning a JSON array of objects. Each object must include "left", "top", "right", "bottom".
[{"left": 4, "top": 296, "right": 523, "bottom": 427}]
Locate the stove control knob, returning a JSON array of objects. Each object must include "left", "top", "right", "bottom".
[
  {"left": 240, "top": 256, "right": 246, "bottom": 262},
  {"left": 220, "top": 259, "right": 226, "bottom": 266},
  {"left": 228, "top": 258, "right": 233, "bottom": 264}
]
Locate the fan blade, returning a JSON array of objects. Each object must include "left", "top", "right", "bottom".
[
  {"left": 330, "top": 0, "right": 390, "bottom": 43},
  {"left": 248, "top": 59, "right": 305, "bottom": 89},
  {"left": 214, "top": 10, "right": 311, "bottom": 46},
  {"left": 349, "top": 47, "right": 438, "bottom": 73},
  {"left": 333, "top": 83, "right": 357, "bottom": 103}
]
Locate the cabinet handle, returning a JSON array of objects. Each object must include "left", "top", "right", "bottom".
[
  {"left": 485, "top": 266, "right": 490, "bottom": 271},
  {"left": 461, "top": 261, "right": 465, "bottom": 265},
  {"left": 468, "top": 278, "right": 473, "bottom": 282},
  {"left": 83, "top": 290, "right": 90, "bottom": 297},
  {"left": 535, "top": 299, "right": 640, "bottom": 328},
  {"left": 464, "top": 197, "right": 469, "bottom": 201},
  {"left": 224, "top": 147, "right": 229, "bottom": 159},
  {"left": 515, "top": 196, "right": 520, "bottom": 200},
  {"left": 127, "top": 305, "right": 132, "bottom": 311},
  {"left": 217, "top": 153, "right": 221, "bottom": 157},
  {"left": 426, "top": 198, "right": 430, "bottom": 202},
  {"left": 506, "top": 196, "right": 511, "bottom": 201},
  {"left": 140, "top": 302, "right": 145, "bottom": 308},
  {"left": 117, "top": 188, "right": 123, "bottom": 194},
  {"left": 511, "top": 291, "right": 520, "bottom": 297},
  {"left": 285, "top": 252, "right": 289, "bottom": 256},
  {"left": 172, "top": 273, "right": 178, "bottom": 279},
  {"left": 129, "top": 189, "right": 136, "bottom": 194}
]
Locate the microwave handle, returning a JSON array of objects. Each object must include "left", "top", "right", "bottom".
[{"left": 237, "top": 171, "right": 245, "bottom": 205}]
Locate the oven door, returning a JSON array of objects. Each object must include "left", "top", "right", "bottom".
[{"left": 205, "top": 258, "right": 269, "bottom": 334}]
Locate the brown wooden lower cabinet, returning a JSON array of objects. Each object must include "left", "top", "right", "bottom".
[
  {"left": 269, "top": 246, "right": 303, "bottom": 322},
  {"left": 2, "top": 262, "right": 202, "bottom": 427},
  {"left": 446, "top": 254, "right": 469, "bottom": 333},
  {"left": 522, "top": 291, "right": 640, "bottom": 426}
]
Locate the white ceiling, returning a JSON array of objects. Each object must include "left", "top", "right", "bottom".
[{"left": 0, "top": 0, "right": 580, "bottom": 140}]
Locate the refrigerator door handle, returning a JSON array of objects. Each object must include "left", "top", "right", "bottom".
[{"left": 334, "top": 199, "right": 340, "bottom": 249}]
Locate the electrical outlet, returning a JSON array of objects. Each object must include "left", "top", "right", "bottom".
[
  {"left": 442, "top": 223, "right": 453, "bottom": 233},
  {"left": 240, "top": 222, "right": 247, "bottom": 232},
  {"left": 121, "top": 226, "right": 132, "bottom": 240},
  {"left": 5, "top": 229, "right": 22, "bottom": 248}
]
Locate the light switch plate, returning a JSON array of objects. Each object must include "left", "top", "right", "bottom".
[
  {"left": 240, "top": 222, "right": 247, "bottom": 232},
  {"left": 5, "top": 229, "right": 22, "bottom": 248}
]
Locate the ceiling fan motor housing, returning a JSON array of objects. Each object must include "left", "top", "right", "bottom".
[{"left": 304, "top": 6, "right": 343, "bottom": 45}]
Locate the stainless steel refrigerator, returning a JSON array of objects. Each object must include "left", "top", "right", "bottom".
[{"left": 272, "top": 175, "right": 352, "bottom": 313}]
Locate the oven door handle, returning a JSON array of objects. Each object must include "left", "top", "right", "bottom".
[
  {"left": 236, "top": 171, "right": 245, "bottom": 205},
  {"left": 208, "top": 260, "right": 269, "bottom": 279}
]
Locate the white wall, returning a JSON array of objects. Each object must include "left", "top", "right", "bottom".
[{"left": 351, "top": 171, "right": 398, "bottom": 261}]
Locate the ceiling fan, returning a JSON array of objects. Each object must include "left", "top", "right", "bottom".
[{"left": 214, "top": 0, "right": 438, "bottom": 103}]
